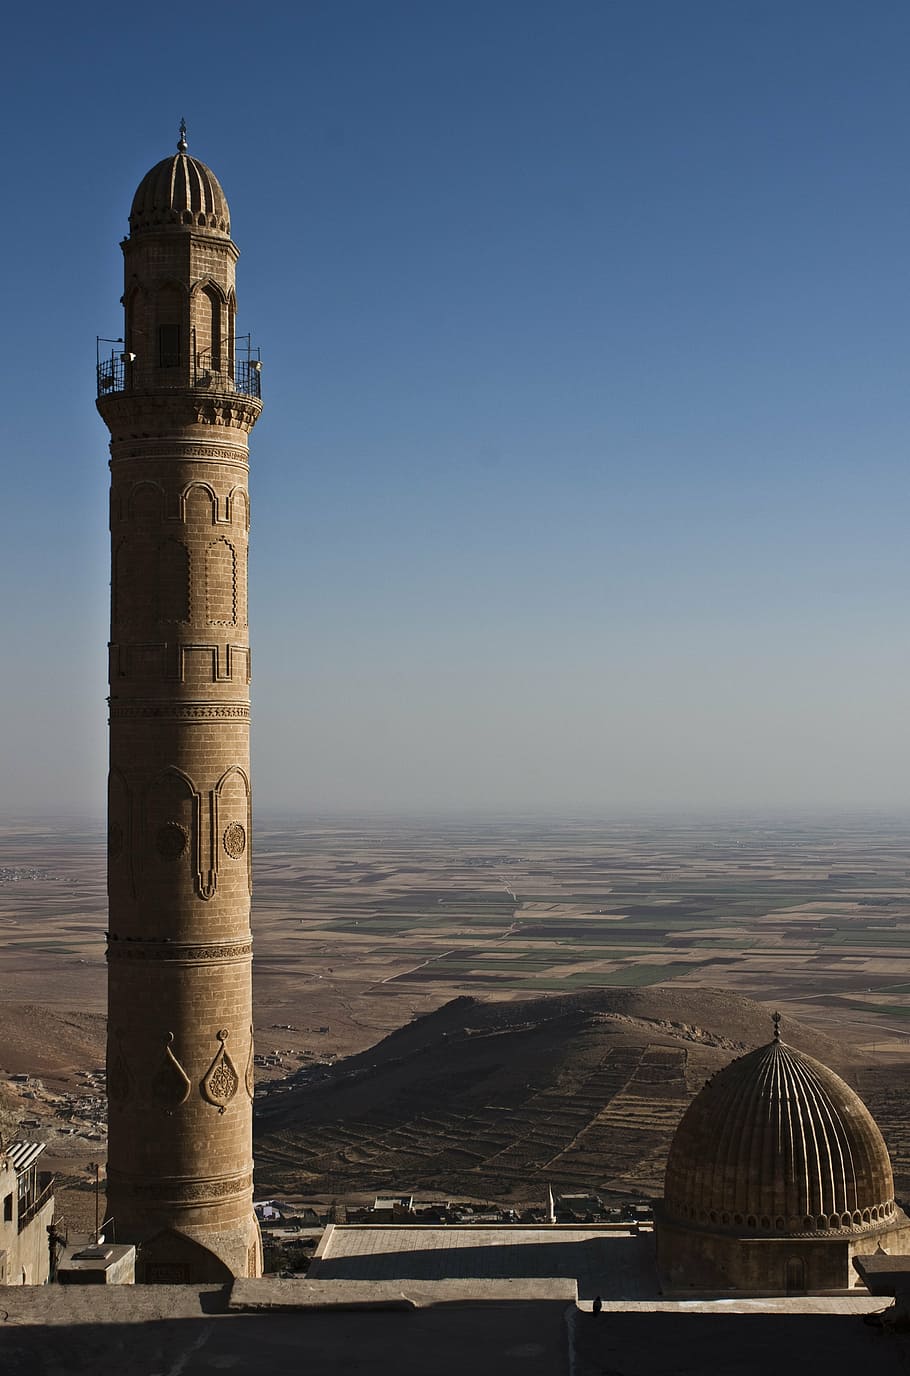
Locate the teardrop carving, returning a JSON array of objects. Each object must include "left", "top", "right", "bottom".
[
  {"left": 152, "top": 1032, "right": 191, "bottom": 1112},
  {"left": 245, "top": 1024, "right": 255, "bottom": 1100},
  {"left": 201, "top": 1028, "right": 239, "bottom": 1113}
]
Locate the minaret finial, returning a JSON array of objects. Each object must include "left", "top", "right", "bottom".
[
  {"left": 178, "top": 118, "right": 188, "bottom": 153},
  {"left": 772, "top": 1010, "right": 782, "bottom": 1043}
]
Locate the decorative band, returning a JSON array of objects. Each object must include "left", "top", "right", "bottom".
[
  {"left": 108, "top": 1171, "right": 253, "bottom": 1203},
  {"left": 109, "top": 702, "right": 250, "bottom": 720},
  {"left": 106, "top": 940, "right": 253, "bottom": 962}
]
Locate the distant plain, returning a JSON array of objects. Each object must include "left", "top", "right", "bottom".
[
  {"left": 4, "top": 813, "right": 910, "bottom": 1065},
  {"left": 3, "top": 813, "right": 910, "bottom": 1213}
]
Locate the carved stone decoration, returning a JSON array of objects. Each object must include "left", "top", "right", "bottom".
[
  {"left": 152, "top": 1032, "right": 191, "bottom": 1112},
  {"left": 107, "top": 939, "right": 252, "bottom": 963},
  {"left": 244, "top": 1025, "right": 255, "bottom": 1100},
  {"left": 110, "top": 703, "right": 250, "bottom": 721},
  {"left": 116, "top": 1171, "right": 253, "bottom": 1202},
  {"left": 156, "top": 821, "right": 188, "bottom": 861},
  {"left": 223, "top": 822, "right": 246, "bottom": 859},
  {"left": 107, "top": 1032, "right": 131, "bottom": 1103},
  {"left": 201, "top": 1029, "right": 239, "bottom": 1113}
]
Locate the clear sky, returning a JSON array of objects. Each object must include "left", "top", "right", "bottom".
[{"left": 1, "top": 1, "right": 908, "bottom": 815}]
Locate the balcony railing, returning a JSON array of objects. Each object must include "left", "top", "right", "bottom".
[
  {"left": 18, "top": 1175, "right": 54, "bottom": 1233},
  {"left": 96, "top": 336, "right": 262, "bottom": 400}
]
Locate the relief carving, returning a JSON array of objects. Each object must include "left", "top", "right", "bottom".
[
  {"left": 206, "top": 538, "right": 237, "bottom": 625},
  {"left": 223, "top": 822, "right": 246, "bottom": 858},
  {"left": 156, "top": 821, "right": 188, "bottom": 861},
  {"left": 107, "top": 939, "right": 252, "bottom": 963},
  {"left": 118, "top": 1171, "right": 253, "bottom": 1202},
  {"left": 152, "top": 1032, "right": 191, "bottom": 1112},
  {"left": 109, "top": 703, "right": 250, "bottom": 720},
  {"left": 245, "top": 1025, "right": 255, "bottom": 1100},
  {"left": 201, "top": 1029, "right": 239, "bottom": 1113}
]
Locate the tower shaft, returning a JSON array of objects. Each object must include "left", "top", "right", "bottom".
[{"left": 97, "top": 142, "right": 262, "bottom": 1282}]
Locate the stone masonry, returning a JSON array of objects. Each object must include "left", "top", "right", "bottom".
[{"left": 96, "top": 129, "right": 262, "bottom": 1282}]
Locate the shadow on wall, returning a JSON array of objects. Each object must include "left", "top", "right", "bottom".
[
  {"left": 575, "top": 1311, "right": 904, "bottom": 1376},
  {"left": 0, "top": 1304, "right": 569, "bottom": 1376},
  {"left": 310, "top": 1233, "right": 657, "bottom": 1299}
]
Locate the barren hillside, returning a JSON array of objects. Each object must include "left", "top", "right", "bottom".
[{"left": 254, "top": 986, "right": 858, "bottom": 1204}]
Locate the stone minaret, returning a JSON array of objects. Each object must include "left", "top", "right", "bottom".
[{"left": 96, "top": 126, "right": 262, "bottom": 1282}]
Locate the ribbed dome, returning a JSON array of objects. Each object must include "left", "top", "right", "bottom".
[
  {"left": 664, "top": 1036, "right": 895, "bottom": 1235},
  {"left": 129, "top": 140, "right": 230, "bottom": 237}
]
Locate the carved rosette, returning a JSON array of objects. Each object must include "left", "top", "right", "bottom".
[
  {"left": 156, "top": 822, "right": 188, "bottom": 861},
  {"left": 152, "top": 1032, "right": 191, "bottom": 1112},
  {"left": 223, "top": 822, "right": 246, "bottom": 858},
  {"left": 201, "top": 1029, "right": 239, "bottom": 1113}
]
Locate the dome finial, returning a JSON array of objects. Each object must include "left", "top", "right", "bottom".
[
  {"left": 178, "top": 118, "right": 188, "bottom": 154},
  {"left": 772, "top": 1010, "right": 782, "bottom": 1043}
]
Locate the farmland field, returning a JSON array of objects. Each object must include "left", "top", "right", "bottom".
[{"left": 3, "top": 809, "right": 910, "bottom": 1217}]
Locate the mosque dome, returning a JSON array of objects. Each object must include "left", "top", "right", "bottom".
[
  {"left": 664, "top": 1023, "right": 896, "bottom": 1236},
  {"left": 129, "top": 125, "right": 230, "bottom": 237}
]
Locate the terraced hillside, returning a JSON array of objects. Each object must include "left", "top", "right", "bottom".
[{"left": 254, "top": 986, "right": 857, "bottom": 1204}]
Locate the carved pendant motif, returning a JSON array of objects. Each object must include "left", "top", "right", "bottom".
[
  {"left": 201, "top": 1029, "right": 239, "bottom": 1114},
  {"left": 152, "top": 1032, "right": 191, "bottom": 1112},
  {"left": 245, "top": 1024, "right": 255, "bottom": 1100}
]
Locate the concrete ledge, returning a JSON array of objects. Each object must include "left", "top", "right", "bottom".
[{"left": 228, "top": 1278, "right": 578, "bottom": 1311}]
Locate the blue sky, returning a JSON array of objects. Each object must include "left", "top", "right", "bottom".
[{"left": 1, "top": 1, "right": 908, "bottom": 814}]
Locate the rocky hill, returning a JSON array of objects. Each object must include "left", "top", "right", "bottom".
[{"left": 254, "top": 985, "right": 859, "bottom": 1204}]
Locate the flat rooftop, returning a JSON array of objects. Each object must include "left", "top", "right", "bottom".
[
  {"left": 309, "top": 1225, "right": 658, "bottom": 1299},
  {"left": 0, "top": 1275, "right": 902, "bottom": 1376}
]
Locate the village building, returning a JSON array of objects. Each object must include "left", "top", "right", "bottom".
[{"left": 0, "top": 1141, "right": 54, "bottom": 1284}]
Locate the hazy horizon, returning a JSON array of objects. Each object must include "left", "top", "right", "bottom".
[{"left": 2, "top": 2, "right": 908, "bottom": 816}]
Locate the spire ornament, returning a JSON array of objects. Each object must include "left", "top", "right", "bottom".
[
  {"left": 772, "top": 1010, "right": 782, "bottom": 1043},
  {"left": 178, "top": 118, "right": 188, "bottom": 153}
]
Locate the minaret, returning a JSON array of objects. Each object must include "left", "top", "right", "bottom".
[{"left": 96, "top": 125, "right": 262, "bottom": 1282}]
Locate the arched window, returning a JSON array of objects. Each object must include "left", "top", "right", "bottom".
[
  {"left": 157, "top": 284, "right": 182, "bottom": 369},
  {"left": 227, "top": 292, "right": 236, "bottom": 378},
  {"left": 205, "top": 286, "right": 222, "bottom": 372}
]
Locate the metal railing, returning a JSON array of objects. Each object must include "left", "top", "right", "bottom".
[
  {"left": 96, "top": 335, "right": 262, "bottom": 400},
  {"left": 235, "top": 359, "right": 262, "bottom": 398},
  {"left": 18, "top": 1175, "right": 54, "bottom": 1233},
  {"left": 97, "top": 346, "right": 128, "bottom": 396}
]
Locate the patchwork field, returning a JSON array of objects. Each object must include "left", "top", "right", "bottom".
[
  {"left": 3, "top": 812, "right": 910, "bottom": 1216},
  {"left": 248, "top": 813, "right": 910, "bottom": 1059}
]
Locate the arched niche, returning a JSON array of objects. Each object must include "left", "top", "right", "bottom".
[
  {"left": 158, "top": 539, "right": 190, "bottom": 622},
  {"left": 182, "top": 482, "right": 218, "bottom": 526},
  {"left": 113, "top": 535, "right": 157, "bottom": 628},
  {"left": 215, "top": 765, "right": 252, "bottom": 896},
  {"left": 128, "top": 481, "right": 165, "bottom": 526},
  {"left": 206, "top": 537, "right": 236, "bottom": 625},
  {"left": 142, "top": 769, "right": 198, "bottom": 901}
]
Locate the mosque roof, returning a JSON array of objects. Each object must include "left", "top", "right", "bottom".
[
  {"left": 129, "top": 122, "right": 230, "bottom": 237},
  {"left": 663, "top": 1015, "right": 896, "bottom": 1235}
]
